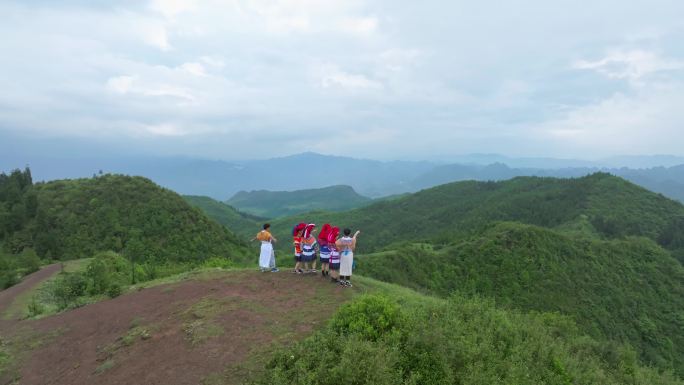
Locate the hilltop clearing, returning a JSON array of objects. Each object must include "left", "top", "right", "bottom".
[
  {"left": 0, "top": 270, "right": 352, "bottom": 385},
  {"left": 2, "top": 270, "right": 681, "bottom": 385}
]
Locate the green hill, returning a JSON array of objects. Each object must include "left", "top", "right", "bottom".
[
  {"left": 359, "top": 222, "right": 684, "bottom": 375},
  {"left": 257, "top": 280, "right": 682, "bottom": 385},
  {"left": 263, "top": 173, "right": 684, "bottom": 255},
  {"left": 183, "top": 195, "right": 260, "bottom": 232},
  {"left": 2, "top": 268, "right": 681, "bottom": 385},
  {"left": 227, "top": 185, "right": 372, "bottom": 218},
  {"left": 252, "top": 173, "right": 684, "bottom": 375},
  {"left": 0, "top": 169, "right": 249, "bottom": 288}
]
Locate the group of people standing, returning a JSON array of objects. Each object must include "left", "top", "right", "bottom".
[{"left": 254, "top": 222, "right": 361, "bottom": 287}]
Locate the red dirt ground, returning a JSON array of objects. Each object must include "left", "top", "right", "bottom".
[{"left": 0, "top": 271, "right": 352, "bottom": 385}]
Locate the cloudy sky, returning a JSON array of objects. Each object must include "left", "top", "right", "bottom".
[{"left": 1, "top": 0, "right": 683, "bottom": 161}]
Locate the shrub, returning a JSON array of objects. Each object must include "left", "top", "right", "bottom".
[
  {"left": 254, "top": 293, "right": 684, "bottom": 385},
  {"left": 106, "top": 284, "right": 122, "bottom": 298},
  {"left": 329, "top": 294, "right": 403, "bottom": 341},
  {"left": 53, "top": 272, "right": 87, "bottom": 309},
  {"left": 84, "top": 251, "right": 129, "bottom": 295},
  {"left": 27, "top": 295, "right": 44, "bottom": 317},
  {"left": 201, "top": 256, "right": 235, "bottom": 269}
]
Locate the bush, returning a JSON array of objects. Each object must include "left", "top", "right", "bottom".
[
  {"left": 0, "top": 270, "right": 19, "bottom": 289},
  {"left": 27, "top": 295, "right": 44, "bottom": 317},
  {"left": 254, "top": 293, "right": 684, "bottom": 385},
  {"left": 106, "top": 284, "right": 122, "bottom": 298},
  {"left": 19, "top": 248, "right": 41, "bottom": 274},
  {"left": 84, "top": 251, "right": 129, "bottom": 295},
  {"left": 53, "top": 272, "right": 87, "bottom": 310},
  {"left": 330, "top": 295, "right": 403, "bottom": 342},
  {"left": 201, "top": 256, "right": 236, "bottom": 269}
]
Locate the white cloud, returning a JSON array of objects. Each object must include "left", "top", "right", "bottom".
[
  {"left": 199, "top": 56, "right": 225, "bottom": 68},
  {"left": 105, "top": 74, "right": 196, "bottom": 103},
  {"left": 150, "top": 0, "right": 197, "bottom": 20},
  {"left": 377, "top": 49, "right": 421, "bottom": 73},
  {"left": 232, "top": 0, "right": 376, "bottom": 35},
  {"left": 2, "top": 0, "right": 684, "bottom": 159},
  {"left": 317, "top": 65, "right": 382, "bottom": 90},
  {"left": 537, "top": 84, "right": 684, "bottom": 155},
  {"left": 138, "top": 21, "right": 172, "bottom": 50},
  {"left": 179, "top": 62, "right": 207, "bottom": 76},
  {"left": 338, "top": 17, "right": 378, "bottom": 36},
  {"left": 574, "top": 50, "right": 684, "bottom": 82},
  {"left": 106, "top": 75, "right": 134, "bottom": 94},
  {"left": 143, "top": 123, "right": 187, "bottom": 136}
]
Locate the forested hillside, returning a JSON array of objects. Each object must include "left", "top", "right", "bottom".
[
  {"left": 253, "top": 173, "right": 684, "bottom": 375},
  {"left": 0, "top": 168, "right": 42, "bottom": 288},
  {"left": 227, "top": 185, "right": 372, "bottom": 218},
  {"left": 360, "top": 223, "right": 684, "bottom": 375},
  {"left": 183, "top": 195, "right": 260, "bottom": 231},
  {"left": 264, "top": 173, "right": 684, "bottom": 255},
  {"left": 0, "top": 169, "right": 249, "bottom": 288}
]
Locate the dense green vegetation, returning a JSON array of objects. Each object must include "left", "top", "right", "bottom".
[
  {"left": 227, "top": 185, "right": 371, "bottom": 218},
  {"left": 246, "top": 174, "right": 684, "bottom": 376},
  {"left": 26, "top": 252, "right": 239, "bottom": 318},
  {"left": 4, "top": 168, "right": 684, "bottom": 382},
  {"left": 0, "top": 248, "right": 41, "bottom": 289},
  {"left": 183, "top": 195, "right": 260, "bottom": 231},
  {"left": 0, "top": 168, "right": 42, "bottom": 288},
  {"left": 261, "top": 173, "right": 684, "bottom": 254},
  {"left": 0, "top": 168, "right": 250, "bottom": 288},
  {"left": 255, "top": 293, "right": 682, "bottom": 385},
  {"left": 359, "top": 222, "right": 684, "bottom": 375}
]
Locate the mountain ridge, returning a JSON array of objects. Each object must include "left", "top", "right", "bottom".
[{"left": 226, "top": 185, "right": 372, "bottom": 218}]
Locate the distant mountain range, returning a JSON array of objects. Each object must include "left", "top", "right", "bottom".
[
  {"left": 4, "top": 152, "right": 684, "bottom": 203},
  {"left": 226, "top": 185, "right": 372, "bottom": 218}
]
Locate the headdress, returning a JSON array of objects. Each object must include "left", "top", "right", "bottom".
[
  {"left": 327, "top": 226, "right": 340, "bottom": 243},
  {"left": 292, "top": 222, "right": 306, "bottom": 236},
  {"left": 318, "top": 223, "right": 332, "bottom": 243},
  {"left": 303, "top": 223, "right": 316, "bottom": 238}
]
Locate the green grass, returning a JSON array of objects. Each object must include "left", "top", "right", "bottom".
[
  {"left": 62, "top": 258, "right": 92, "bottom": 273},
  {"left": 181, "top": 297, "right": 241, "bottom": 346},
  {"left": 1, "top": 259, "right": 92, "bottom": 320},
  {"left": 94, "top": 360, "right": 115, "bottom": 375},
  {"left": 97, "top": 318, "right": 156, "bottom": 367},
  {"left": 129, "top": 267, "right": 254, "bottom": 291}
]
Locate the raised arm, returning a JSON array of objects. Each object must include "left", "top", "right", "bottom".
[{"left": 352, "top": 230, "right": 360, "bottom": 249}]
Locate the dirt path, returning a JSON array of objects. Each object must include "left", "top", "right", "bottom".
[
  {"left": 0, "top": 270, "right": 353, "bottom": 385},
  {"left": 0, "top": 264, "right": 61, "bottom": 317}
]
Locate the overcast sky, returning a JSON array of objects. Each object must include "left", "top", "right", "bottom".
[{"left": 1, "top": 0, "right": 683, "bottom": 161}]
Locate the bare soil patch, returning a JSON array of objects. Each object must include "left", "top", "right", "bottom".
[{"left": 0, "top": 270, "right": 352, "bottom": 385}]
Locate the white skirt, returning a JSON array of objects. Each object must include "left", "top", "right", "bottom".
[
  {"left": 259, "top": 242, "right": 273, "bottom": 268},
  {"left": 340, "top": 251, "right": 354, "bottom": 276}
]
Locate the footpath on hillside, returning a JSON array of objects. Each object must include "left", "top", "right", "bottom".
[
  {"left": 0, "top": 270, "right": 353, "bottom": 385},
  {"left": 0, "top": 263, "right": 61, "bottom": 319}
]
